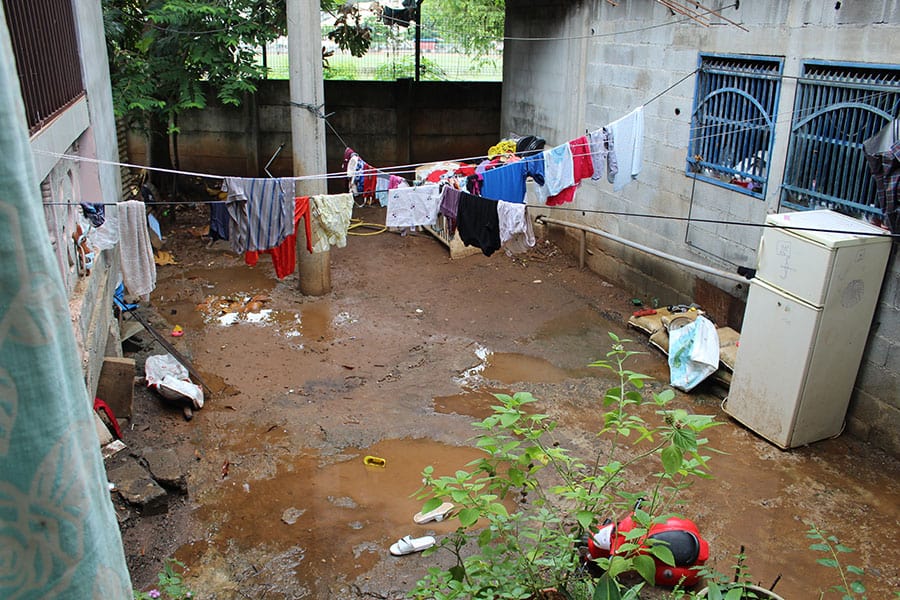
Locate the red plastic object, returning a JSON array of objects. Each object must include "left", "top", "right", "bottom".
[
  {"left": 586, "top": 509, "right": 710, "bottom": 588},
  {"left": 632, "top": 308, "right": 658, "bottom": 317},
  {"left": 94, "top": 398, "right": 124, "bottom": 440}
]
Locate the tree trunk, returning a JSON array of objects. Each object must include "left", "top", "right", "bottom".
[{"left": 147, "top": 111, "right": 172, "bottom": 195}]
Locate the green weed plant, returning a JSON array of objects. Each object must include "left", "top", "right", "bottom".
[{"left": 410, "top": 334, "right": 719, "bottom": 600}]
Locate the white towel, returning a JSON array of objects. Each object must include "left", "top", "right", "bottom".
[
  {"left": 117, "top": 200, "right": 156, "bottom": 298},
  {"left": 606, "top": 106, "right": 644, "bottom": 191}
]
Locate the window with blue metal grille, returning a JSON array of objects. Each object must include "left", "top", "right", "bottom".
[
  {"left": 780, "top": 61, "right": 900, "bottom": 226},
  {"left": 687, "top": 54, "right": 783, "bottom": 199}
]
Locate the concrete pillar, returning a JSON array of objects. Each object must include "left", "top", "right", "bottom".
[{"left": 288, "top": 0, "right": 331, "bottom": 295}]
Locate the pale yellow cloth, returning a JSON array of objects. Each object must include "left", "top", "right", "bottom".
[{"left": 310, "top": 193, "right": 354, "bottom": 253}]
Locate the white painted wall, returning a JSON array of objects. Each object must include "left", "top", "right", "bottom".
[{"left": 503, "top": 0, "right": 900, "bottom": 454}]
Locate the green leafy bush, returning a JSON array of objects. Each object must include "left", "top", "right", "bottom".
[{"left": 411, "top": 334, "right": 719, "bottom": 599}]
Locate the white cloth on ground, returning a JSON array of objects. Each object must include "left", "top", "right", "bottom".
[
  {"left": 310, "top": 193, "right": 354, "bottom": 253},
  {"left": 606, "top": 106, "right": 644, "bottom": 191},
  {"left": 385, "top": 184, "right": 441, "bottom": 227},
  {"left": 497, "top": 200, "right": 535, "bottom": 255},
  {"left": 116, "top": 200, "right": 157, "bottom": 298},
  {"left": 223, "top": 177, "right": 295, "bottom": 254}
]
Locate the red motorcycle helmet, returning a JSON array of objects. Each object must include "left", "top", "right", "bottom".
[{"left": 585, "top": 512, "right": 710, "bottom": 588}]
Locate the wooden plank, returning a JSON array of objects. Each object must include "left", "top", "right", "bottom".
[{"left": 96, "top": 357, "right": 135, "bottom": 420}]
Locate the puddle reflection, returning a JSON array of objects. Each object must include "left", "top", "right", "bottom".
[{"left": 183, "top": 439, "right": 493, "bottom": 590}]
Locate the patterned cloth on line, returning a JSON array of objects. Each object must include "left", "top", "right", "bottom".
[{"left": 386, "top": 184, "right": 441, "bottom": 228}]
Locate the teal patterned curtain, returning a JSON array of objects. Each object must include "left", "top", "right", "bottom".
[{"left": 0, "top": 8, "right": 133, "bottom": 599}]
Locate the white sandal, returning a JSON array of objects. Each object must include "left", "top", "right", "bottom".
[{"left": 389, "top": 535, "right": 436, "bottom": 556}]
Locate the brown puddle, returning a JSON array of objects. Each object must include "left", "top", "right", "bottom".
[
  {"left": 182, "top": 265, "right": 276, "bottom": 297},
  {"left": 482, "top": 352, "right": 594, "bottom": 384},
  {"left": 433, "top": 387, "right": 514, "bottom": 420},
  {"left": 683, "top": 420, "right": 900, "bottom": 599},
  {"left": 182, "top": 438, "right": 494, "bottom": 592}
]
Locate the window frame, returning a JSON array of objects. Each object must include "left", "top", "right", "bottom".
[
  {"left": 686, "top": 52, "right": 784, "bottom": 200},
  {"left": 779, "top": 59, "right": 900, "bottom": 222}
]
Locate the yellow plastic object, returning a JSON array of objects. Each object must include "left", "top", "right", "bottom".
[
  {"left": 488, "top": 139, "right": 517, "bottom": 159},
  {"left": 171, "top": 325, "right": 184, "bottom": 337},
  {"left": 363, "top": 455, "right": 386, "bottom": 467}
]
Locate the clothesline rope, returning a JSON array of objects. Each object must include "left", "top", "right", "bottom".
[{"left": 47, "top": 198, "right": 899, "bottom": 239}]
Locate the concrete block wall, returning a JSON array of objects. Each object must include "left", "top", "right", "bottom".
[
  {"left": 128, "top": 80, "right": 502, "bottom": 194},
  {"left": 505, "top": 0, "right": 900, "bottom": 456}
]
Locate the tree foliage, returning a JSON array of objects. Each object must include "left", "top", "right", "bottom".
[
  {"left": 102, "top": 0, "right": 286, "bottom": 129},
  {"left": 421, "top": 0, "right": 505, "bottom": 57}
]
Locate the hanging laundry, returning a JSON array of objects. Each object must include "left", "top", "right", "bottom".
[
  {"left": 245, "top": 196, "right": 313, "bottom": 279},
  {"left": 346, "top": 152, "right": 362, "bottom": 197},
  {"left": 117, "top": 200, "right": 157, "bottom": 298},
  {"left": 439, "top": 185, "right": 463, "bottom": 235},
  {"left": 606, "top": 106, "right": 644, "bottom": 191},
  {"left": 375, "top": 174, "right": 391, "bottom": 206},
  {"left": 456, "top": 192, "right": 501, "bottom": 257},
  {"left": 547, "top": 136, "right": 595, "bottom": 206},
  {"left": 481, "top": 153, "right": 545, "bottom": 204},
  {"left": 310, "top": 193, "right": 354, "bottom": 253},
  {"left": 863, "top": 118, "right": 900, "bottom": 232},
  {"left": 497, "top": 200, "right": 536, "bottom": 255},
  {"left": 209, "top": 200, "right": 230, "bottom": 241},
  {"left": 467, "top": 173, "right": 483, "bottom": 196},
  {"left": 223, "top": 177, "right": 295, "bottom": 254},
  {"left": 540, "top": 142, "right": 575, "bottom": 199},
  {"left": 385, "top": 183, "right": 441, "bottom": 228},
  {"left": 80, "top": 202, "right": 105, "bottom": 227},
  {"left": 362, "top": 168, "right": 378, "bottom": 203},
  {"left": 588, "top": 127, "right": 615, "bottom": 182},
  {"left": 389, "top": 174, "right": 407, "bottom": 190}
]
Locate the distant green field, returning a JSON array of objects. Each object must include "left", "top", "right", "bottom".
[{"left": 260, "top": 50, "right": 502, "bottom": 82}]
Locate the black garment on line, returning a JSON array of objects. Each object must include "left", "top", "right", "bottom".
[{"left": 456, "top": 191, "right": 501, "bottom": 257}]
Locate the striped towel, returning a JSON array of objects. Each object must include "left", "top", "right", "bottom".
[{"left": 223, "top": 177, "right": 296, "bottom": 253}]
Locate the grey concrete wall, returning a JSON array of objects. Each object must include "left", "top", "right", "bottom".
[
  {"left": 127, "top": 80, "right": 502, "bottom": 194},
  {"left": 505, "top": 0, "right": 900, "bottom": 455}
]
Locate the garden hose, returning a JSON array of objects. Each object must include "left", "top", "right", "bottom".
[{"left": 348, "top": 218, "right": 387, "bottom": 236}]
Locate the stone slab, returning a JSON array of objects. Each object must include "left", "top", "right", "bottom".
[
  {"left": 142, "top": 448, "right": 187, "bottom": 494},
  {"left": 106, "top": 458, "right": 169, "bottom": 515}
]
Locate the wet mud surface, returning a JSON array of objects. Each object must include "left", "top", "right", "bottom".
[{"left": 119, "top": 205, "right": 900, "bottom": 599}]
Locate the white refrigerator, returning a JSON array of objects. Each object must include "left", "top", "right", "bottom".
[{"left": 725, "top": 210, "right": 891, "bottom": 448}]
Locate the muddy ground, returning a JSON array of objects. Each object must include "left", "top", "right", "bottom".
[{"left": 113, "top": 203, "right": 900, "bottom": 599}]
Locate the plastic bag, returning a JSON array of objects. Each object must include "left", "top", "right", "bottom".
[
  {"left": 145, "top": 354, "right": 204, "bottom": 409},
  {"left": 668, "top": 315, "right": 719, "bottom": 392},
  {"left": 87, "top": 208, "right": 119, "bottom": 251}
]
